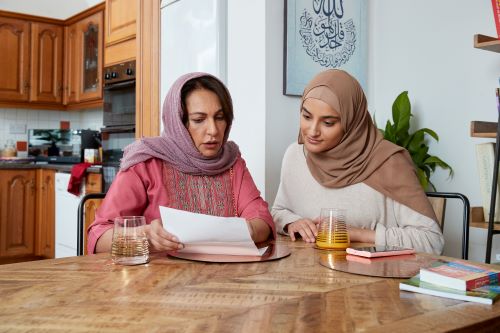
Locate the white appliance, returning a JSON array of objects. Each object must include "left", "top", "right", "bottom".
[
  {"left": 55, "top": 172, "right": 84, "bottom": 258},
  {"left": 160, "top": 0, "right": 227, "bottom": 131}
]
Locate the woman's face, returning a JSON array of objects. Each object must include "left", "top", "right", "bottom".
[
  {"left": 185, "top": 88, "right": 227, "bottom": 158},
  {"left": 300, "top": 97, "right": 344, "bottom": 153}
]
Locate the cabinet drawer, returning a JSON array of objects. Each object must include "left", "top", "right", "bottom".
[{"left": 85, "top": 173, "right": 102, "bottom": 193}]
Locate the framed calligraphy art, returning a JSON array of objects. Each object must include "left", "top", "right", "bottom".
[{"left": 284, "top": 0, "right": 368, "bottom": 96}]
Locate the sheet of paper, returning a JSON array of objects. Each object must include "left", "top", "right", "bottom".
[{"left": 159, "top": 206, "right": 267, "bottom": 256}]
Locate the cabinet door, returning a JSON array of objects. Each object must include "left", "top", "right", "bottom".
[
  {"left": 0, "top": 170, "right": 36, "bottom": 257},
  {"left": 105, "top": 0, "right": 137, "bottom": 45},
  {"left": 78, "top": 11, "right": 103, "bottom": 102},
  {"left": 0, "top": 16, "right": 30, "bottom": 101},
  {"left": 35, "top": 169, "right": 55, "bottom": 258},
  {"left": 63, "top": 23, "right": 80, "bottom": 104},
  {"left": 84, "top": 173, "right": 102, "bottom": 255},
  {"left": 30, "top": 22, "right": 63, "bottom": 103}
]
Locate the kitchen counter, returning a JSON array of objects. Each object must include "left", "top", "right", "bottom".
[{"left": 0, "top": 162, "right": 102, "bottom": 173}]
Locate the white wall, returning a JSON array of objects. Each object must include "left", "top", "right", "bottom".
[
  {"left": 369, "top": 0, "right": 500, "bottom": 262},
  {"left": 0, "top": 0, "right": 103, "bottom": 19},
  {"left": 265, "top": 0, "right": 302, "bottom": 201},
  {"left": 227, "top": 1, "right": 268, "bottom": 193}
]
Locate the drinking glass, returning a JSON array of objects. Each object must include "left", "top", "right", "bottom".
[
  {"left": 111, "top": 216, "right": 149, "bottom": 265},
  {"left": 316, "top": 208, "right": 350, "bottom": 250}
]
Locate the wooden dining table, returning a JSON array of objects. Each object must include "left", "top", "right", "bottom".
[{"left": 1, "top": 236, "right": 500, "bottom": 332}]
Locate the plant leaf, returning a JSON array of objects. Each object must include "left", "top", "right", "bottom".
[
  {"left": 392, "top": 91, "right": 411, "bottom": 136},
  {"left": 416, "top": 167, "right": 429, "bottom": 189}
]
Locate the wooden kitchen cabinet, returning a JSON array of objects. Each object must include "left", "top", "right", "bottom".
[
  {"left": 83, "top": 173, "right": 103, "bottom": 255},
  {"left": 30, "top": 22, "right": 63, "bottom": 103},
  {"left": 0, "top": 16, "right": 30, "bottom": 101},
  {"left": 64, "top": 8, "right": 104, "bottom": 106},
  {"left": 35, "top": 169, "right": 55, "bottom": 259},
  {"left": 63, "top": 22, "right": 79, "bottom": 104},
  {"left": 0, "top": 170, "right": 37, "bottom": 259},
  {"left": 78, "top": 11, "right": 103, "bottom": 102},
  {"left": 104, "top": 0, "right": 137, "bottom": 65},
  {"left": 0, "top": 3, "right": 104, "bottom": 110}
]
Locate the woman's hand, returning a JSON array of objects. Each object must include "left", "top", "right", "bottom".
[
  {"left": 347, "top": 225, "right": 375, "bottom": 243},
  {"left": 143, "top": 219, "right": 184, "bottom": 252},
  {"left": 246, "top": 219, "right": 272, "bottom": 243},
  {"left": 285, "top": 218, "right": 318, "bottom": 243}
]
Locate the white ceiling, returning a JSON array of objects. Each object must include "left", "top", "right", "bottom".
[{"left": 0, "top": 0, "right": 104, "bottom": 20}]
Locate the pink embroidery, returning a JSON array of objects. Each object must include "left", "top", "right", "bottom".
[{"left": 162, "top": 162, "right": 236, "bottom": 217}]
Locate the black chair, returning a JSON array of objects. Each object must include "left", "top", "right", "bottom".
[
  {"left": 425, "top": 192, "right": 470, "bottom": 260},
  {"left": 77, "top": 192, "right": 106, "bottom": 256}
]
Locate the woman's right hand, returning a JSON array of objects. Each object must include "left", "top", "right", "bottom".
[
  {"left": 143, "top": 219, "right": 184, "bottom": 252},
  {"left": 285, "top": 218, "right": 318, "bottom": 243}
]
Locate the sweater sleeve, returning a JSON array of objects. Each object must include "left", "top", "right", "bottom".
[
  {"left": 86, "top": 164, "right": 148, "bottom": 254},
  {"left": 375, "top": 198, "right": 444, "bottom": 255},
  {"left": 233, "top": 157, "right": 276, "bottom": 239},
  {"left": 271, "top": 145, "right": 304, "bottom": 235}
]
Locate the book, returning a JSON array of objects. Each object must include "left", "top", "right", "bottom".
[
  {"left": 420, "top": 259, "right": 500, "bottom": 291},
  {"left": 400, "top": 274, "right": 500, "bottom": 305},
  {"left": 475, "top": 142, "right": 500, "bottom": 222},
  {"left": 492, "top": 0, "right": 500, "bottom": 38}
]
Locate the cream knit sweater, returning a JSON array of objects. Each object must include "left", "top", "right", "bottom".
[{"left": 272, "top": 143, "right": 444, "bottom": 255}]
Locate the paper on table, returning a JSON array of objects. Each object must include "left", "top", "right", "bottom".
[{"left": 159, "top": 206, "right": 268, "bottom": 256}]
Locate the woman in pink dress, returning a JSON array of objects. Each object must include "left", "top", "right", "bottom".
[{"left": 88, "top": 73, "right": 275, "bottom": 253}]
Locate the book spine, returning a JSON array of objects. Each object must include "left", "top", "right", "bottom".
[
  {"left": 493, "top": 0, "right": 500, "bottom": 38},
  {"left": 466, "top": 273, "right": 500, "bottom": 290},
  {"left": 475, "top": 143, "right": 500, "bottom": 221}
]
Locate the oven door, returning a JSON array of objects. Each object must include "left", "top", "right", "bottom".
[{"left": 103, "top": 80, "right": 136, "bottom": 127}]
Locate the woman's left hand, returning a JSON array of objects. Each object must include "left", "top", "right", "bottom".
[{"left": 347, "top": 225, "right": 375, "bottom": 243}]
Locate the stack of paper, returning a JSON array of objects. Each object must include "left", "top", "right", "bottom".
[{"left": 159, "top": 206, "right": 267, "bottom": 256}]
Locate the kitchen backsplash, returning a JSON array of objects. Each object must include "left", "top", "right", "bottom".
[{"left": 0, "top": 108, "right": 103, "bottom": 147}]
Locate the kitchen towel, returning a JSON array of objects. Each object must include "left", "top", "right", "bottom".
[{"left": 67, "top": 162, "right": 92, "bottom": 196}]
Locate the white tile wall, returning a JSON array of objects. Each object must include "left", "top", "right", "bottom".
[{"left": 0, "top": 107, "right": 103, "bottom": 148}]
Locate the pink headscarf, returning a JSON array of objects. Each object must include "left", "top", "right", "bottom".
[{"left": 120, "top": 72, "right": 240, "bottom": 175}]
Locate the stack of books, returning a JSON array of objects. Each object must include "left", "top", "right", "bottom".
[{"left": 399, "top": 259, "right": 500, "bottom": 304}]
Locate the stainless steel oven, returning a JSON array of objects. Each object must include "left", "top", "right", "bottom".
[
  {"left": 102, "top": 60, "right": 136, "bottom": 191},
  {"left": 103, "top": 60, "right": 136, "bottom": 127}
]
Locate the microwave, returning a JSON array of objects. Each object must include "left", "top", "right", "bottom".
[{"left": 103, "top": 60, "right": 136, "bottom": 127}]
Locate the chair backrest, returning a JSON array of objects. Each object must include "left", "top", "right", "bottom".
[
  {"left": 77, "top": 192, "right": 106, "bottom": 256},
  {"left": 425, "top": 192, "right": 470, "bottom": 260},
  {"left": 427, "top": 196, "right": 446, "bottom": 230}
]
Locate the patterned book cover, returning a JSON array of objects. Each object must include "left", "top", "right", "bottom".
[
  {"left": 400, "top": 275, "right": 500, "bottom": 305},
  {"left": 420, "top": 259, "right": 500, "bottom": 291}
]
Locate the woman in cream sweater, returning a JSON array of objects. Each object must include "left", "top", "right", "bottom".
[{"left": 272, "top": 70, "right": 444, "bottom": 254}]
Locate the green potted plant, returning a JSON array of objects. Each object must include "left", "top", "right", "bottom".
[{"left": 378, "top": 91, "right": 453, "bottom": 190}]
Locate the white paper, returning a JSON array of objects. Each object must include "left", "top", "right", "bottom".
[{"left": 159, "top": 206, "right": 267, "bottom": 256}]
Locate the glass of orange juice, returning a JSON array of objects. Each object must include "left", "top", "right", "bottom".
[{"left": 316, "top": 208, "right": 349, "bottom": 250}]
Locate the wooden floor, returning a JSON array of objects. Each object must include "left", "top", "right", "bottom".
[{"left": 1, "top": 237, "right": 500, "bottom": 332}]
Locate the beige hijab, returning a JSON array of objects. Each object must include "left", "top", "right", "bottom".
[{"left": 300, "top": 69, "right": 436, "bottom": 221}]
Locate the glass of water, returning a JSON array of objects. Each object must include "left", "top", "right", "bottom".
[{"left": 111, "top": 216, "right": 149, "bottom": 265}]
